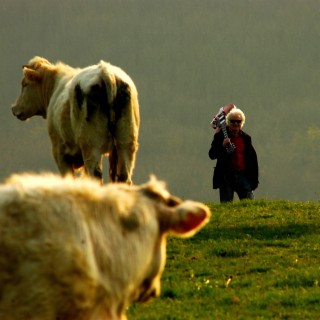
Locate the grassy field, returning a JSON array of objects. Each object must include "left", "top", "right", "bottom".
[{"left": 128, "top": 200, "right": 320, "bottom": 320}]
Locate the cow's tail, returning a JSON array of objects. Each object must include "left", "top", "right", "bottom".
[{"left": 99, "top": 62, "right": 133, "bottom": 182}]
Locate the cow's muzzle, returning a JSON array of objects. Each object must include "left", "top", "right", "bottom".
[{"left": 11, "top": 105, "right": 27, "bottom": 121}]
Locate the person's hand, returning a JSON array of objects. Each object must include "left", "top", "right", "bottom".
[{"left": 223, "top": 138, "right": 231, "bottom": 148}]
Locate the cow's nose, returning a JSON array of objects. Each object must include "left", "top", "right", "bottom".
[
  {"left": 11, "top": 106, "right": 18, "bottom": 116},
  {"left": 11, "top": 106, "right": 24, "bottom": 120}
]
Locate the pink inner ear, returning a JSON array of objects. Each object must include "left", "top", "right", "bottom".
[{"left": 173, "top": 208, "right": 209, "bottom": 235}]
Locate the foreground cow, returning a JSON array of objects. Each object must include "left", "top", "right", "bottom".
[
  {"left": 0, "top": 173, "right": 210, "bottom": 320},
  {"left": 11, "top": 57, "right": 140, "bottom": 184}
]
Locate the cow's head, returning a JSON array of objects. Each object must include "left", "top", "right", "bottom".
[
  {"left": 133, "top": 177, "right": 211, "bottom": 303},
  {"left": 11, "top": 57, "right": 55, "bottom": 120}
]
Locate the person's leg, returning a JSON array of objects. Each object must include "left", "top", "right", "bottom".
[
  {"left": 219, "top": 175, "right": 234, "bottom": 203},
  {"left": 235, "top": 172, "right": 254, "bottom": 200}
]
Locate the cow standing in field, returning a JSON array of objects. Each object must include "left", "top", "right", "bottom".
[
  {"left": 0, "top": 173, "right": 210, "bottom": 320},
  {"left": 11, "top": 57, "right": 140, "bottom": 184}
]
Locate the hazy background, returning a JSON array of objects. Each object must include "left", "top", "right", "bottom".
[{"left": 1, "top": 0, "right": 319, "bottom": 202}]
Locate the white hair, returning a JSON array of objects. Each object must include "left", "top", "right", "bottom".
[{"left": 226, "top": 108, "right": 246, "bottom": 128}]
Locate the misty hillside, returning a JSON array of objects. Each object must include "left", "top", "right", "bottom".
[{"left": 1, "top": 0, "right": 319, "bottom": 202}]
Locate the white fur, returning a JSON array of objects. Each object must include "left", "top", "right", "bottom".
[
  {"left": 12, "top": 57, "right": 140, "bottom": 184},
  {"left": 0, "top": 173, "right": 210, "bottom": 320}
]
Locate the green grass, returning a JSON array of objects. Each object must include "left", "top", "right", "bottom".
[{"left": 128, "top": 200, "right": 320, "bottom": 319}]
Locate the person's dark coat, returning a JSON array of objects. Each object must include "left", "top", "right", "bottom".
[{"left": 208, "top": 129, "right": 259, "bottom": 190}]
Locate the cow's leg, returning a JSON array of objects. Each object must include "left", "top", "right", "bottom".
[
  {"left": 51, "top": 146, "right": 74, "bottom": 177},
  {"left": 115, "top": 141, "right": 138, "bottom": 185},
  {"left": 108, "top": 144, "right": 118, "bottom": 182},
  {"left": 82, "top": 148, "right": 103, "bottom": 183}
]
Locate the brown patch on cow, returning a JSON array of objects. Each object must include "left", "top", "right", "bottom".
[
  {"left": 75, "top": 84, "right": 84, "bottom": 111},
  {"left": 113, "top": 78, "right": 130, "bottom": 120},
  {"left": 86, "top": 82, "right": 109, "bottom": 122},
  {"left": 120, "top": 211, "right": 140, "bottom": 232}
]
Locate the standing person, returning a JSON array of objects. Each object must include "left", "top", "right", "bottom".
[{"left": 209, "top": 108, "right": 259, "bottom": 203}]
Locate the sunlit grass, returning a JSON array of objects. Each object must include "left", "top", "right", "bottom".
[{"left": 128, "top": 200, "right": 320, "bottom": 319}]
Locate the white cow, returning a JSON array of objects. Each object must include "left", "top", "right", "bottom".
[
  {"left": 0, "top": 173, "right": 210, "bottom": 320},
  {"left": 11, "top": 57, "right": 140, "bottom": 184}
]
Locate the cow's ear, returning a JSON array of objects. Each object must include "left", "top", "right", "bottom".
[
  {"left": 23, "top": 67, "right": 41, "bottom": 82},
  {"left": 160, "top": 201, "right": 211, "bottom": 238}
]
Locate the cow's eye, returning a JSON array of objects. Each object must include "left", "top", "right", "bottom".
[{"left": 166, "top": 196, "right": 181, "bottom": 207}]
